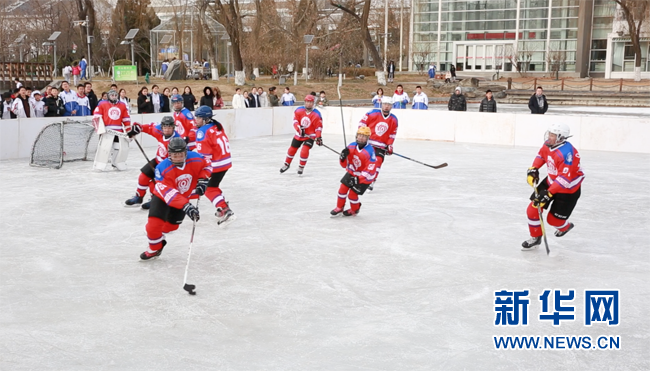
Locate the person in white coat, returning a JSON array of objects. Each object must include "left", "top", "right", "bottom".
[
  {"left": 232, "top": 88, "right": 246, "bottom": 109},
  {"left": 391, "top": 84, "right": 409, "bottom": 109},
  {"left": 412, "top": 86, "right": 428, "bottom": 110}
]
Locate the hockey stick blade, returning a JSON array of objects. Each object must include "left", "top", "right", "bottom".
[
  {"left": 183, "top": 283, "right": 197, "bottom": 295},
  {"left": 426, "top": 162, "right": 448, "bottom": 169}
]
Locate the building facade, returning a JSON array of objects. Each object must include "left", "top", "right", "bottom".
[{"left": 409, "top": 0, "right": 649, "bottom": 78}]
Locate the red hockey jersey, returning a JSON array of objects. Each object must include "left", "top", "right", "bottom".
[
  {"left": 358, "top": 109, "right": 398, "bottom": 149},
  {"left": 293, "top": 106, "right": 323, "bottom": 141},
  {"left": 532, "top": 142, "right": 585, "bottom": 195},
  {"left": 141, "top": 123, "right": 182, "bottom": 163},
  {"left": 153, "top": 151, "right": 211, "bottom": 209},
  {"left": 173, "top": 108, "right": 195, "bottom": 138},
  {"left": 194, "top": 121, "right": 232, "bottom": 173},
  {"left": 93, "top": 101, "right": 131, "bottom": 132},
  {"left": 340, "top": 142, "right": 377, "bottom": 184}
]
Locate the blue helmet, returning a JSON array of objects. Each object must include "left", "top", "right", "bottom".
[
  {"left": 171, "top": 94, "right": 183, "bottom": 104},
  {"left": 194, "top": 105, "right": 213, "bottom": 119}
]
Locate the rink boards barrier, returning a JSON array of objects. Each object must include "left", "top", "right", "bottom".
[{"left": 1, "top": 107, "right": 648, "bottom": 160}]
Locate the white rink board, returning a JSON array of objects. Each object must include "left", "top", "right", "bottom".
[{"left": 1, "top": 135, "right": 649, "bottom": 370}]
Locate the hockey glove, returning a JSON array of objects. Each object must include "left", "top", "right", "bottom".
[
  {"left": 533, "top": 192, "right": 553, "bottom": 209},
  {"left": 127, "top": 123, "right": 142, "bottom": 138},
  {"left": 527, "top": 167, "right": 539, "bottom": 187},
  {"left": 386, "top": 145, "right": 394, "bottom": 155},
  {"left": 340, "top": 148, "right": 350, "bottom": 162},
  {"left": 183, "top": 203, "right": 200, "bottom": 222},
  {"left": 347, "top": 176, "right": 359, "bottom": 189},
  {"left": 195, "top": 178, "right": 209, "bottom": 196},
  {"left": 300, "top": 127, "right": 306, "bottom": 137},
  {"left": 316, "top": 137, "right": 323, "bottom": 146}
]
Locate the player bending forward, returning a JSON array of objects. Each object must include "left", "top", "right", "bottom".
[
  {"left": 359, "top": 96, "right": 398, "bottom": 190},
  {"left": 124, "top": 116, "right": 180, "bottom": 209},
  {"left": 92, "top": 89, "right": 131, "bottom": 171},
  {"left": 331, "top": 127, "right": 377, "bottom": 217},
  {"left": 193, "top": 106, "right": 235, "bottom": 225},
  {"left": 140, "top": 137, "right": 211, "bottom": 260},
  {"left": 279, "top": 94, "right": 323, "bottom": 175},
  {"left": 171, "top": 94, "right": 196, "bottom": 149},
  {"left": 522, "top": 123, "right": 584, "bottom": 250}
]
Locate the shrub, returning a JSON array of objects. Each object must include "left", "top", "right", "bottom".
[
  {"left": 341, "top": 67, "right": 378, "bottom": 77},
  {"left": 114, "top": 59, "right": 132, "bottom": 66}
]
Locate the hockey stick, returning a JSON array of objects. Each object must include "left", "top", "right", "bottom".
[
  {"left": 393, "top": 152, "right": 448, "bottom": 169},
  {"left": 183, "top": 198, "right": 200, "bottom": 295},
  {"left": 336, "top": 85, "right": 347, "bottom": 147},
  {"left": 321, "top": 143, "right": 341, "bottom": 155},
  {"left": 533, "top": 180, "right": 550, "bottom": 255}
]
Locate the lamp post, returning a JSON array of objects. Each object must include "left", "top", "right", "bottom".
[
  {"left": 73, "top": 17, "right": 93, "bottom": 81},
  {"left": 303, "top": 35, "right": 314, "bottom": 82},
  {"left": 44, "top": 31, "right": 61, "bottom": 77}
]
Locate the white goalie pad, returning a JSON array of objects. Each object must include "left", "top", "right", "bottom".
[{"left": 93, "top": 133, "right": 130, "bottom": 171}]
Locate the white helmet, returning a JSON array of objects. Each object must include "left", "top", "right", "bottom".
[
  {"left": 381, "top": 96, "right": 393, "bottom": 105},
  {"left": 544, "top": 122, "right": 571, "bottom": 148}
]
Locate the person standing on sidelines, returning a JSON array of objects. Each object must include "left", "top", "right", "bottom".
[
  {"left": 331, "top": 126, "right": 377, "bottom": 217},
  {"left": 448, "top": 87, "right": 467, "bottom": 111},
  {"left": 528, "top": 86, "right": 548, "bottom": 114},
  {"left": 391, "top": 85, "right": 409, "bottom": 109},
  {"left": 193, "top": 106, "right": 236, "bottom": 225},
  {"left": 279, "top": 95, "right": 323, "bottom": 175},
  {"left": 479, "top": 90, "right": 497, "bottom": 113},
  {"left": 412, "top": 86, "right": 428, "bottom": 110},
  {"left": 280, "top": 87, "right": 296, "bottom": 106},
  {"left": 372, "top": 88, "right": 384, "bottom": 108},
  {"left": 79, "top": 56, "right": 88, "bottom": 80},
  {"left": 522, "top": 123, "right": 584, "bottom": 250}
]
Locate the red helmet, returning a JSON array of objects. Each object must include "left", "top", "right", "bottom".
[{"left": 304, "top": 94, "right": 315, "bottom": 102}]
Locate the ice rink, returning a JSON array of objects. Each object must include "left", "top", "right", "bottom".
[{"left": 1, "top": 134, "right": 649, "bottom": 370}]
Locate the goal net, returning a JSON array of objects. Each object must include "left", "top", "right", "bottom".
[{"left": 30, "top": 120, "right": 99, "bottom": 169}]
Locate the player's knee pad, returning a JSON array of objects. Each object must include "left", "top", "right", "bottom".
[
  {"left": 146, "top": 217, "right": 165, "bottom": 238},
  {"left": 300, "top": 144, "right": 312, "bottom": 157},
  {"left": 526, "top": 203, "right": 540, "bottom": 219},
  {"left": 546, "top": 213, "right": 568, "bottom": 228},
  {"left": 112, "top": 136, "right": 130, "bottom": 171},
  {"left": 162, "top": 221, "right": 180, "bottom": 234},
  {"left": 93, "top": 133, "right": 115, "bottom": 171}
]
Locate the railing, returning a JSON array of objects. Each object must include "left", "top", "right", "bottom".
[
  {"left": 1, "top": 62, "right": 54, "bottom": 89},
  {"left": 505, "top": 77, "right": 649, "bottom": 92}
]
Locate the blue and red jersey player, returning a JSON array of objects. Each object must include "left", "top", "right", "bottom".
[
  {"left": 124, "top": 116, "right": 181, "bottom": 209},
  {"left": 140, "top": 137, "right": 211, "bottom": 260},
  {"left": 522, "top": 122, "right": 585, "bottom": 250},
  {"left": 171, "top": 94, "right": 196, "bottom": 149},
  {"left": 192, "top": 106, "right": 235, "bottom": 225},
  {"left": 358, "top": 96, "right": 398, "bottom": 190},
  {"left": 279, "top": 94, "right": 323, "bottom": 175},
  {"left": 331, "top": 126, "right": 377, "bottom": 217}
]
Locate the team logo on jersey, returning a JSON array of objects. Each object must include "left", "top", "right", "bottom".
[
  {"left": 565, "top": 152, "right": 573, "bottom": 164},
  {"left": 186, "top": 112, "right": 194, "bottom": 119},
  {"left": 547, "top": 155, "right": 557, "bottom": 175},
  {"left": 175, "top": 120, "right": 185, "bottom": 135},
  {"left": 197, "top": 130, "right": 204, "bottom": 140},
  {"left": 158, "top": 143, "right": 167, "bottom": 158},
  {"left": 352, "top": 155, "right": 362, "bottom": 169},
  {"left": 300, "top": 116, "right": 311, "bottom": 128},
  {"left": 375, "top": 122, "right": 389, "bottom": 136},
  {"left": 107, "top": 107, "right": 122, "bottom": 120},
  {"left": 176, "top": 174, "right": 193, "bottom": 194},
  {"left": 155, "top": 168, "right": 161, "bottom": 179}
]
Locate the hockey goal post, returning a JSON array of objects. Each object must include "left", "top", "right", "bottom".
[{"left": 30, "top": 119, "right": 99, "bottom": 169}]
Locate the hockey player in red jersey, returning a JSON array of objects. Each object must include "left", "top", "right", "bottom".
[
  {"left": 331, "top": 126, "right": 377, "bottom": 217},
  {"left": 358, "top": 96, "right": 398, "bottom": 190},
  {"left": 193, "top": 106, "right": 235, "bottom": 225},
  {"left": 171, "top": 94, "right": 196, "bottom": 149},
  {"left": 522, "top": 123, "right": 584, "bottom": 250},
  {"left": 140, "top": 137, "right": 211, "bottom": 260},
  {"left": 92, "top": 89, "right": 132, "bottom": 171},
  {"left": 124, "top": 116, "right": 181, "bottom": 209},
  {"left": 279, "top": 94, "right": 323, "bottom": 175}
]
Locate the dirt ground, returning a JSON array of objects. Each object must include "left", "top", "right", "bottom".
[{"left": 88, "top": 73, "right": 649, "bottom": 105}]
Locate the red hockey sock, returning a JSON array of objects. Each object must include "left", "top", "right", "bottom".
[
  {"left": 206, "top": 187, "right": 228, "bottom": 209},
  {"left": 526, "top": 202, "right": 543, "bottom": 237},
  {"left": 337, "top": 184, "right": 349, "bottom": 209},
  {"left": 547, "top": 214, "right": 569, "bottom": 230},
  {"left": 285, "top": 146, "right": 299, "bottom": 165},
  {"left": 136, "top": 172, "right": 153, "bottom": 197},
  {"left": 299, "top": 144, "right": 311, "bottom": 167},
  {"left": 349, "top": 190, "right": 360, "bottom": 211},
  {"left": 162, "top": 221, "right": 180, "bottom": 234},
  {"left": 145, "top": 217, "right": 165, "bottom": 252}
]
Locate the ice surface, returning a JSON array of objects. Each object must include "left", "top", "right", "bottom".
[{"left": 1, "top": 135, "right": 649, "bottom": 370}]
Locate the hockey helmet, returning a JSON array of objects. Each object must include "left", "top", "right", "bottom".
[
  {"left": 167, "top": 137, "right": 187, "bottom": 167},
  {"left": 160, "top": 116, "right": 175, "bottom": 127},
  {"left": 357, "top": 126, "right": 372, "bottom": 137},
  {"left": 171, "top": 94, "right": 183, "bottom": 104},
  {"left": 304, "top": 94, "right": 315, "bottom": 102},
  {"left": 381, "top": 96, "right": 393, "bottom": 105},
  {"left": 544, "top": 122, "right": 571, "bottom": 148},
  {"left": 194, "top": 105, "right": 214, "bottom": 119},
  {"left": 107, "top": 89, "right": 119, "bottom": 104}
]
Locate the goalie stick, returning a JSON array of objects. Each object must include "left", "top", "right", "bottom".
[{"left": 393, "top": 152, "right": 448, "bottom": 169}]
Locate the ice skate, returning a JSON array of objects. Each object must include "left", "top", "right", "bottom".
[
  {"left": 141, "top": 198, "right": 152, "bottom": 210},
  {"left": 368, "top": 181, "right": 375, "bottom": 191},
  {"left": 554, "top": 223, "right": 574, "bottom": 237},
  {"left": 140, "top": 241, "right": 166, "bottom": 261},
  {"left": 280, "top": 163, "right": 290, "bottom": 173},
  {"left": 521, "top": 236, "right": 542, "bottom": 251},
  {"left": 125, "top": 194, "right": 143, "bottom": 207},
  {"left": 216, "top": 206, "right": 235, "bottom": 226},
  {"left": 297, "top": 165, "right": 304, "bottom": 175},
  {"left": 330, "top": 207, "right": 343, "bottom": 217},
  {"left": 343, "top": 203, "right": 362, "bottom": 217}
]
